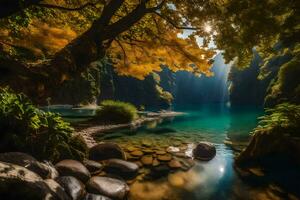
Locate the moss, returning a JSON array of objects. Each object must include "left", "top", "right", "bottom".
[
  {"left": 0, "top": 88, "right": 88, "bottom": 162},
  {"left": 94, "top": 100, "right": 138, "bottom": 124}
]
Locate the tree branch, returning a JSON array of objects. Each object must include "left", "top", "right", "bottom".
[
  {"left": 153, "top": 11, "right": 199, "bottom": 30},
  {"left": 146, "top": 0, "right": 167, "bottom": 12}
]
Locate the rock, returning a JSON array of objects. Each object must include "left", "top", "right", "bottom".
[
  {"left": 0, "top": 152, "right": 36, "bottom": 166},
  {"left": 29, "top": 161, "right": 59, "bottom": 179},
  {"left": 89, "top": 143, "right": 126, "bottom": 161},
  {"left": 126, "top": 146, "right": 139, "bottom": 152},
  {"left": 142, "top": 139, "right": 152, "bottom": 147},
  {"left": 130, "top": 150, "right": 144, "bottom": 157},
  {"left": 168, "top": 173, "right": 185, "bottom": 187},
  {"left": 179, "top": 158, "right": 195, "bottom": 171},
  {"left": 55, "top": 160, "right": 91, "bottom": 183},
  {"left": 167, "top": 146, "right": 180, "bottom": 153},
  {"left": 152, "top": 159, "right": 160, "bottom": 167},
  {"left": 44, "top": 179, "right": 72, "bottom": 200},
  {"left": 0, "top": 161, "right": 70, "bottom": 199},
  {"left": 141, "top": 148, "right": 154, "bottom": 154},
  {"left": 157, "top": 154, "right": 172, "bottom": 161},
  {"left": 192, "top": 142, "right": 216, "bottom": 161},
  {"left": 134, "top": 161, "right": 143, "bottom": 167},
  {"left": 156, "top": 150, "right": 167, "bottom": 155},
  {"left": 83, "top": 159, "right": 103, "bottom": 174},
  {"left": 56, "top": 176, "right": 86, "bottom": 200},
  {"left": 150, "top": 165, "right": 170, "bottom": 178},
  {"left": 141, "top": 155, "right": 153, "bottom": 166},
  {"left": 168, "top": 159, "right": 182, "bottom": 169},
  {"left": 84, "top": 193, "right": 112, "bottom": 200},
  {"left": 104, "top": 159, "right": 139, "bottom": 179},
  {"left": 174, "top": 152, "right": 187, "bottom": 158},
  {"left": 86, "top": 176, "right": 129, "bottom": 200},
  {"left": 0, "top": 152, "right": 58, "bottom": 179}
]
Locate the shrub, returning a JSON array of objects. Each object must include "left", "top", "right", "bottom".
[
  {"left": 0, "top": 88, "right": 87, "bottom": 162},
  {"left": 254, "top": 103, "right": 300, "bottom": 137},
  {"left": 95, "top": 100, "right": 138, "bottom": 124}
]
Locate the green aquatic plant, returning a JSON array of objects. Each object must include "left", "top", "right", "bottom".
[
  {"left": 95, "top": 100, "right": 138, "bottom": 124},
  {"left": 0, "top": 88, "right": 87, "bottom": 162}
]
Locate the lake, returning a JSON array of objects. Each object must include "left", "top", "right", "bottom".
[{"left": 95, "top": 104, "right": 264, "bottom": 200}]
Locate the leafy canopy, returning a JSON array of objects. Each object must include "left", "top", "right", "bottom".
[{"left": 0, "top": 0, "right": 299, "bottom": 78}]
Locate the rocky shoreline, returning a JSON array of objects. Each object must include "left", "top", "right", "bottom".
[
  {"left": 0, "top": 140, "right": 216, "bottom": 199},
  {"left": 76, "top": 111, "right": 186, "bottom": 148}
]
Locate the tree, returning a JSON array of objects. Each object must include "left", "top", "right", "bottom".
[{"left": 0, "top": 0, "right": 299, "bottom": 103}]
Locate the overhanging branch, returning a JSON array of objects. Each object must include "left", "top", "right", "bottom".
[{"left": 153, "top": 11, "right": 199, "bottom": 30}]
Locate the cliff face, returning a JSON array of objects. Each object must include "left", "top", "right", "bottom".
[
  {"left": 50, "top": 53, "right": 231, "bottom": 108},
  {"left": 228, "top": 51, "right": 293, "bottom": 106},
  {"left": 50, "top": 61, "right": 173, "bottom": 109}
]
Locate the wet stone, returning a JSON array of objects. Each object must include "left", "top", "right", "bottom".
[
  {"left": 142, "top": 148, "right": 154, "bottom": 154},
  {"left": 141, "top": 155, "right": 153, "bottom": 166},
  {"left": 130, "top": 150, "right": 144, "bottom": 157},
  {"left": 142, "top": 139, "right": 152, "bottom": 147},
  {"left": 168, "top": 159, "right": 182, "bottom": 169},
  {"left": 104, "top": 159, "right": 139, "bottom": 180},
  {"left": 152, "top": 159, "right": 160, "bottom": 167},
  {"left": 157, "top": 154, "right": 172, "bottom": 162},
  {"left": 174, "top": 152, "right": 187, "bottom": 158},
  {"left": 156, "top": 150, "right": 167, "bottom": 155},
  {"left": 134, "top": 161, "right": 143, "bottom": 168},
  {"left": 127, "top": 146, "right": 139, "bottom": 152}
]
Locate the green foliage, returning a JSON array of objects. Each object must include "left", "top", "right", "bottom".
[
  {"left": 264, "top": 45, "right": 300, "bottom": 105},
  {"left": 95, "top": 100, "right": 138, "bottom": 124},
  {"left": 0, "top": 88, "right": 87, "bottom": 162},
  {"left": 255, "top": 103, "right": 300, "bottom": 137}
]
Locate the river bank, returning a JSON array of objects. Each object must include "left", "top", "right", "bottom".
[{"left": 75, "top": 111, "right": 186, "bottom": 148}]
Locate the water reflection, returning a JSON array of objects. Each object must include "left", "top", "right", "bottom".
[{"left": 95, "top": 104, "right": 264, "bottom": 200}]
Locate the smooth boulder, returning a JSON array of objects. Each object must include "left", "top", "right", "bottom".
[
  {"left": 83, "top": 159, "right": 103, "bottom": 174},
  {"left": 86, "top": 176, "right": 129, "bottom": 200},
  {"left": 104, "top": 159, "right": 139, "bottom": 179},
  {"left": 55, "top": 160, "right": 91, "bottom": 183},
  {"left": 192, "top": 142, "right": 216, "bottom": 161},
  {"left": 89, "top": 143, "right": 126, "bottom": 161},
  {"left": 84, "top": 193, "right": 112, "bottom": 200},
  {"left": 56, "top": 176, "right": 86, "bottom": 200},
  {"left": 0, "top": 161, "right": 70, "bottom": 200},
  {"left": 0, "top": 152, "right": 58, "bottom": 179}
]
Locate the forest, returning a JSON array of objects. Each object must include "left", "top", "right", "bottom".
[{"left": 0, "top": 0, "right": 299, "bottom": 200}]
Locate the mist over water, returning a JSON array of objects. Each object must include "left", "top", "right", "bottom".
[{"left": 162, "top": 53, "right": 231, "bottom": 105}]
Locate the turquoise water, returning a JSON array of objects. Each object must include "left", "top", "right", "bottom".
[{"left": 96, "top": 104, "right": 264, "bottom": 200}]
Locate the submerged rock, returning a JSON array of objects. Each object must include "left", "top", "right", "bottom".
[
  {"left": 157, "top": 154, "right": 172, "bottom": 161},
  {"left": 130, "top": 150, "right": 144, "bottom": 157},
  {"left": 56, "top": 176, "right": 86, "bottom": 200},
  {"left": 150, "top": 165, "right": 170, "bottom": 178},
  {"left": 83, "top": 159, "right": 103, "bottom": 174},
  {"left": 55, "top": 160, "right": 91, "bottom": 183},
  {"left": 86, "top": 176, "right": 129, "bottom": 200},
  {"left": 193, "top": 142, "right": 216, "bottom": 161},
  {"left": 0, "top": 152, "right": 58, "bottom": 179},
  {"left": 168, "top": 159, "right": 182, "bottom": 169},
  {"left": 0, "top": 161, "right": 70, "bottom": 199},
  {"left": 89, "top": 143, "right": 126, "bottom": 161},
  {"left": 104, "top": 159, "right": 139, "bottom": 179},
  {"left": 84, "top": 193, "right": 112, "bottom": 200},
  {"left": 141, "top": 155, "right": 153, "bottom": 166}
]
